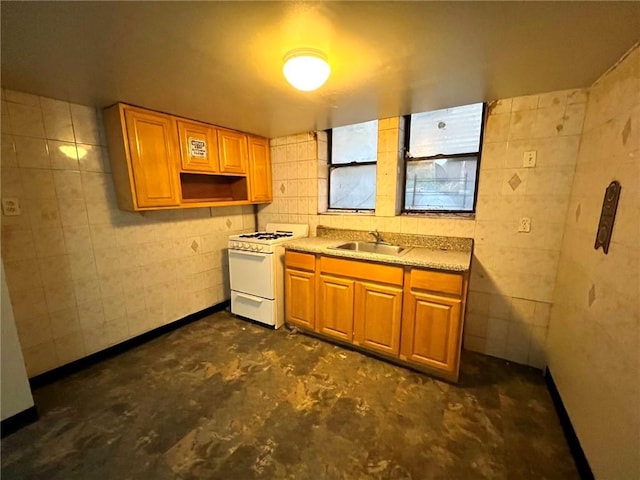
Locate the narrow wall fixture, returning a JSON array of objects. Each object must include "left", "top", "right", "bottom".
[{"left": 283, "top": 48, "right": 330, "bottom": 91}]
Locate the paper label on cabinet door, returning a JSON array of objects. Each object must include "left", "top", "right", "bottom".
[{"left": 188, "top": 137, "right": 207, "bottom": 158}]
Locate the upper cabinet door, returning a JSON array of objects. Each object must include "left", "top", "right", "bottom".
[
  {"left": 177, "top": 119, "right": 219, "bottom": 173},
  {"left": 217, "top": 128, "right": 248, "bottom": 174},
  {"left": 247, "top": 135, "right": 273, "bottom": 203},
  {"left": 123, "top": 107, "right": 180, "bottom": 208}
]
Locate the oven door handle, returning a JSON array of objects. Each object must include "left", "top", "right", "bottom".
[
  {"left": 229, "top": 249, "right": 269, "bottom": 257},
  {"left": 235, "top": 292, "right": 264, "bottom": 303}
]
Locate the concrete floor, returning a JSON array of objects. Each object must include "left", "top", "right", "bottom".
[{"left": 1, "top": 311, "right": 578, "bottom": 479}]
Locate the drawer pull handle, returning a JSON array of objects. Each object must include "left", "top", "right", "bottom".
[{"left": 236, "top": 293, "right": 263, "bottom": 303}]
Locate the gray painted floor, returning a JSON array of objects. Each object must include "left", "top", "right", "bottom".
[{"left": 1, "top": 311, "right": 578, "bottom": 479}]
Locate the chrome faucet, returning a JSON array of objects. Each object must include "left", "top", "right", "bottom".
[{"left": 368, "top": 229, "right": 384, "bottom": 244}]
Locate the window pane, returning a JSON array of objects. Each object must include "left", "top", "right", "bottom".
[
  {"left": 404, "top": 157, "right": 477, "bottom": 211},
  {"left": 331, "top": 120, "right": 378, "bottom": 164},
  {"left": 409, "top": 103, "right": 483, "bottom": 157},
  {"left": 330, "top": 164, "right": 376, "bottom": 209}
]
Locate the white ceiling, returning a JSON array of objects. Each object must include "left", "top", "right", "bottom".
[{"left": 1, "top": 2, "right": 638, "bottom": 138}]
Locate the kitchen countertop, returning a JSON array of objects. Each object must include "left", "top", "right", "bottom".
[{"left": 283, "top": 237, "right": 472, "bottom": 272}]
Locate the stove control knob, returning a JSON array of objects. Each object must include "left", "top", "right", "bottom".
[
  {"left": 244, "top": 243, "right": 250, "bottom": 249},
  {"left": 231, "top": 242, "right": 237, "bottom": 249},
  {"left": 256, "top": 245, "right": 263, "bottom": 252}
]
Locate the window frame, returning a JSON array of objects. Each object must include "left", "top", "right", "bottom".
[
  {"left": 401, "top": 103, "right": 487, "bottom": 215},
  {"left": 327, "top": 126, "right": 378, "bottom": 212}
]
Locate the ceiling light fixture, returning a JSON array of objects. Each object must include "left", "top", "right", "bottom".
[{"left": 283, "top": 48, "right": 330, "bottom": 92}]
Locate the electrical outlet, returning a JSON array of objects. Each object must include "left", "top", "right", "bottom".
[
  {"left": 518, "top": 217, "right": 531, "bottom": 233},
  {"left": 523, "top": 150, "right": 537, "bottom": 168},
  {"left": 2, "top": 198, "right": 21, "bottom": 216}
]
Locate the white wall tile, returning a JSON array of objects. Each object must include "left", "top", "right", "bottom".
[
  {"left": 7, "top": 102, "right": 45, "bottom": 138},
  {"left": 512, "top": 95, "right": 539, "bottom": 112},
  {"left": 40, "top": 97, "right": 74, "bottom": 142},
  {"left": 1, "top": 134, "right": 18, "bottom": 167},
  {"left": 22, "top": 341, "right": 57, "bottom": 377},
  {"left": 14, "top": 136, "right": 50, "bottom": 168},
  {"left": 4, "top": 90, "right": 40, "bottom": 106},
  {"left": 48, "top": 140, "right": 79, "bottom": 170},
  {"left": 70, "top": 104, "right": 101, "bottom": 145},
  {"left": 49, "top": 307, "right": 81, "bottom": 338},
  {"left": 54, "top": 332, "right": 86, "bottom": 365}
]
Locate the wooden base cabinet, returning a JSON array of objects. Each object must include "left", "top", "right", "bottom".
[{"left": 283, "top": 251, "right": 468, "bottom": 383}]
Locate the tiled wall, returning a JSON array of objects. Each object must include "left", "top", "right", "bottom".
[
  {"left": 1, "top": 89, "right": 253, "bottom": 377},
  {"left": 256, "top": 132, "right": 319, "bottom": 230},
  {"left": 258, "top": 89, "right": 588, "bottom": 369},
  {"left": 547, "top": 46, "right": 639, "bottom": 479}
]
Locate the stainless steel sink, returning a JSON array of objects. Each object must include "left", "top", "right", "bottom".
[{"left": 330, "top": 241, "right": 411, "bottom": 256}]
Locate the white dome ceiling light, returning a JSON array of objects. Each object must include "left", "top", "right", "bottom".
[{"left": 283, "top": 48, "right": 331, "bottom": 92}]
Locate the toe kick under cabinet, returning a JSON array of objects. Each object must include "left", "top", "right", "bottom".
[
  {"left": 284, "top": 251, "right": 469, "bottom": 382},
  {"left": 104, "top": 103, "right": 272, "bottom": 211}
]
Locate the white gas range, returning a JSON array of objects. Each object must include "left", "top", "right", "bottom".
[{"left": 228, "top": 223, "right": 309, "bottom": 328}]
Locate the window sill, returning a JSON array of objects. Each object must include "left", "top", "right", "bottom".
[
  {"left": 401, "top": 211, "right": 476, "bottom": 220},
  {"left": 319, "top": 210, "right": 375, "bottom": 216}
]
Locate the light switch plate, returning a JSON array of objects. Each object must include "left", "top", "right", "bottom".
[
  {"left": 2, "top": 198, "right": 21, "bottom": 216},
  {"left": 523, "top": 151, "right": 537, "bottom": 168}
]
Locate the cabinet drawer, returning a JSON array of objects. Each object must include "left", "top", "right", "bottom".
[
  {"left": 410, "top": 269, "right": 463, "bottom": 296},
  {"left": 320, "top": 256, "right": 403, "bottom": 286},
  {"left": 285, "top": 251, "right": 315, "bottom": 271}
]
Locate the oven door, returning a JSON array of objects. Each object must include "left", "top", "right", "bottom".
[{"left": 228, "top": 249, "right": 275, "bottom": 299}]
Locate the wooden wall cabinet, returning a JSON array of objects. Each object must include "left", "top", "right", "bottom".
[
  {"left": 104, "top": 104, "right": 181, "bottom": 210},
  {"left": 104, "top": 103, "right": 272, "bottom": 211},
  {"left": 247, "top": 135, "right": 273, "bottom": 203},
  {"left": 284, "top": 251, "right": 468, "bottom": 382},
  {"left": 217, "top": 128, "right": 248, "bottom": 175}
]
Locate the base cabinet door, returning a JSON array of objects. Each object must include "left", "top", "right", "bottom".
[
  {"left": 400, "top": 290, "right": 462, "bottom": 378},
  {"left": 285, "top": 269, "right": 315, "bottom": 329},
  {"left": 354, "top": 281, "right": 402, "bottom": 356},
  {"left": 317, "top": 274, "right": 354, "bottom": 342}
]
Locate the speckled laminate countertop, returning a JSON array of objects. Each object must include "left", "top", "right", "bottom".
[{"left": 283, "top": 236, "right": 472, "bottom": 272}]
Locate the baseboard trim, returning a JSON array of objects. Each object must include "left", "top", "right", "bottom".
[
  {"left": 1, "top": 406, "right": 38, "bottom": 438},
  {"left": 29, "top": 301, "right": 229, "bottom": 389},
  {"left": 545, "top": 367, "right": 594, "bottom": 480}
]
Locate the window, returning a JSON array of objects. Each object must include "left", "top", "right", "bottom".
[
  {"left": 404, "top": 103, "right": 485, "bottom": 213},
  {"left": 328, "top": 120, "right": 378, "bottom": 210}
]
